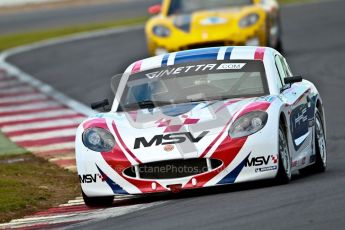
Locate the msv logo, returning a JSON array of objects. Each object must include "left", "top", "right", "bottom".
[
  {"left": 245, "top": 155, "right": 278, "bottom": 167},
  {"left": 79, "top": 174, "right": 107, "bottom": 183},
  {"left": 134, "top": 131, "right": 209, "bottom": 149}
]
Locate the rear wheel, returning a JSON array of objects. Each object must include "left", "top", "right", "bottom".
[
  {"left": 275, "top": 124, "right": 291, "bottom": 184},
  {"left": 299, "top": 110, "right": 327, "bottom": 175},
  {"left": 82, "top": 190, "right": 114, "bottom": 208}
]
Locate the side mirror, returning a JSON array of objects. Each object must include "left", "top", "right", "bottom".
[
  {"left": 284, "top": 75, "right": 303, "bottom": 85},
  {"left": 91, "top": 99, "right": 110, "bottom": 111},
  {"left": 148, "top": 4, "right": 161, "bottom": 15}
]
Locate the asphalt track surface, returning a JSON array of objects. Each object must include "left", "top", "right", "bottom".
[
  {"left": 6, "top": 1, "right": 345, "bottom": 229},
  {"left": 0, "top": 0, "right": 159, "bottom": 35}
]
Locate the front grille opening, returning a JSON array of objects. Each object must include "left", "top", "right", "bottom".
[
  {"left": 184, "top": 41, "right": 242, "bottom": 51},
  {"left": 185, "top": 42, "right": 226, "bottom": 50},
  {"left": 123, "top": 167, "right": 136, "bottom": 178},
  {"left": 123, "top": 158, "right": 222, "bottom": 180}
]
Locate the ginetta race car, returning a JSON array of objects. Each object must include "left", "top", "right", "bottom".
[
  {"left": 76, "top": 46, "right": 327, "bottom": 207},
  {"left": 145, "top": 0, "right": 282, "bottom": 56}
]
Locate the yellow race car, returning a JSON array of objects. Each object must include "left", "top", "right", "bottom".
[{"left": 145, "top": 0, "right": 282, "bottom": 56}]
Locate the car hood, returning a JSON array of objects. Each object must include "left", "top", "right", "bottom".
[{"left": 94, "top": 97, "right": 272, "bottom": 163}]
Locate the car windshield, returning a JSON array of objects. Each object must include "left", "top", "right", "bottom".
[
  {"left": 114, "top": 60, "right": 268, "bottom": 111},
  {"left": 168, "top": 0, "right": 253, "bottom": 15}
]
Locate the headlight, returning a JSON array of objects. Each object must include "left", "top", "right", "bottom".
[
  {"left": 239, "top": 13, "right": 259, "bottom": 28},
  {"left": 153, "top": 25, "right": 171, "bottom": 37},
  {"left": 229, "top": 111, "right": 268, "bottom": 138},
  {"left": 82, "top": 127, "right": 115, "bottom": 152}
]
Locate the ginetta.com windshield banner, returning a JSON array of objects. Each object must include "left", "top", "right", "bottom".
[{"left": 134, "top": 60, "right": 264, "bottom": 80}]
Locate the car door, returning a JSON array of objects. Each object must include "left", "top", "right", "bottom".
[{"left": 275, "top": 55, "right": 313, "bottom": 161}]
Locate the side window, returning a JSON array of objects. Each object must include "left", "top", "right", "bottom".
[
  {"left": 282, "top": 57, "right": 293, "bottom": 77},
  {"left": 274, "top": 55, "right": 286, "bottom": 88}
]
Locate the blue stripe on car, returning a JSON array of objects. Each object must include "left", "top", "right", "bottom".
[
  {"left": 96, "top": 164, "right": 129, "bottom": 194},
  {"left": 174, "top": 47, "right": 220, "bottom": 65},
  {"left": 217, "top": 153, "right": 250, "bottom": 185},
  {"left": 224, "top": 47, "right": 234, "bottom": 60},
  {"left": 161, "top": 54, "right": 169, "bottom": 66}
]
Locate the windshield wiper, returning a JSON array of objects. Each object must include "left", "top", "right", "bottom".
[
  {"left": 187, "top": 96, "right": 235, "bottom": 103},
  {"left": 137, "top": 100, "right": 156, "bottom": 108},
  {"left": 187, "top": 99, "right": 207, "bottom": 103},
  {"left": 123, "top": 100, "right": 172, "bottom": 110}
]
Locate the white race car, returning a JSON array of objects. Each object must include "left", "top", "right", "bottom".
[{"left": 76, "top": 46, "right": 327, "bottom": 207}]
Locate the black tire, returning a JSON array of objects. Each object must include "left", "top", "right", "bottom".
[
  {"left": 266, "top": 11, "right": 284, "bottom": 53},
  {"left": 82, "top": 190, "right": 114, "bottom": 208},
  {"left": 275, "top": 37, "right": 284, "bottom": 54},
  {"left": 299, "top": 110, "right": 327, "bottom": 175},
  {"left": 274, "top": 13, "right": 284, "bottom": 54},
  {"left": 275, "top": 123, "right": 291, "bottom": 184}
]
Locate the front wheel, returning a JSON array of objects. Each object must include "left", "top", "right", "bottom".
[
  {"left": 82, "top": 190, "right": 114, "bottom": 208},
  {"left": 275, "top": 124, "right": 292, "bottom": 184},
  {"left": 299, "top": 110, "right": 327, "bottom": 175}
]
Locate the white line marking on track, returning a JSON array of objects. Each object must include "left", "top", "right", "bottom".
[
  {"left": 59, "top": 202, "right": 85, "bottom": 207},
  {"left": 8, "top": 214, "right": 78, "bottom": 225},
  {"left": 11, "top": 128, "right": 77, "bottom": 141},
  {"left": 66, "top": 199, "right": 84, "bottom": 205},
  {"left": 0, "top": 93, "right": 46, "bottom": 104},
  {"left": 0, "top": 101, "right": 60, "bottom": 113},
  {"left": 49, "top": 154, "right": 77, "bottom": 162},
  {"left": 27, "top": 142, "right": 76, "bottom": 153},
  {"left": 64, "top": 165, "right": 77, "bottom": 171},
  {"left": 2, "top": 117, "right": 84, "bottom": 132},
  {"left": 0, "top": 109, "right": 78, "bottom": 123},
  {"left": 0, "top": 86, "right": 34, "bottom": 94},
  {"left": 49, "top": 155, "right": 76, "bottom": 163},
  {"left": 0, "top": 80, "right": 23, "bottom": 88}
]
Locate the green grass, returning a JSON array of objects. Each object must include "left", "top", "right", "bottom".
[
  {"left": 0, "top": 133, "right": 79, "bottom": 223},
  {"left": 0, "top": 154, "right": 80, "bottom": 223},
  {"left": 0, "top": 16, "right": 148, "bottom": 51},
  {"left": 0, "top": 132, "right": 27, "bottom": 156}
]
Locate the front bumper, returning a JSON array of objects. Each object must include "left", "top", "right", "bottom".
[{"left": 77, "top": 131, "right": 278, "bottom": 196}]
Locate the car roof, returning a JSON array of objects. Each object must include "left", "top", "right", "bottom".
[{"left": 125, "top": 46, "right": 277, "bottom": 74}]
